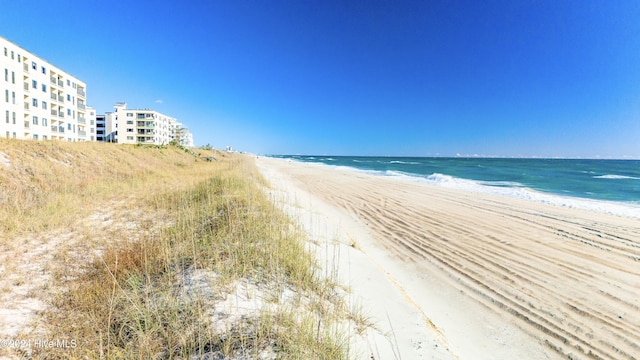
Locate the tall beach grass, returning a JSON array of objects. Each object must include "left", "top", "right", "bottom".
[{"left": 0, "top": 139, "right": 355, "bottom": 359}]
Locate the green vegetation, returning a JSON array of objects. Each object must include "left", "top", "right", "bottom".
[{"left": 0, "top": 139, "right": 356, "bottom": 359}]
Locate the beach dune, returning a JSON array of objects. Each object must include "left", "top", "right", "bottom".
[{"left": 258, "top": 157, "right": 640, "bottom": 360}]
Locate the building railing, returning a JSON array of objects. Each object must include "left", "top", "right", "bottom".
[
  {"left": 58, "top": 80, "right": 63, "bottom": 87},
  {"left": 77, "top": 88, "right": 85, "bottom": 97},
  {"left": 78, "top": 130, "right": 86, "bottom": 137},
  {"left": 78, "top": 103, "right": 86, "bottom": 110},
  {"left": 78, "top": 116, "right": 86, "bottom": 124},
  {"left": 23, "top": 63, "right": 29, "bottom": 72},
  {"left": 24, "top": 82, "right": 29, "bottom": 91},
  {"left": 59, "top": 126, "right": 65, "bottom": 133},
  {"left": 50, "top": 76, "right": 57, "bottom": 85},
  {"left": 51, "top": 109, "right": 58, "bottom": 116},
  {"left": 59, "top": 112, "right": 65, "bottom": 118},
  {"left": 58, "top": 95, "right": 64, "bottom": 102},
  {"left": 50, "top": 93, "right": 57, "bottom": 101},
  {"left": 51, "top": 125, "right": 58, "bottom": 133},
  {"left": 24, "top": 102, "right": 29, "bottom": 110},
  {"left": 24, "top": 121, "right": 30, "bottom": 129}
]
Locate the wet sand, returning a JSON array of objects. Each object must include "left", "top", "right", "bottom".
[{"left": 257, "top": 157, "right": 640, "bottom": 360}]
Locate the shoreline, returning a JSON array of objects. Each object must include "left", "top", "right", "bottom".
[
  {"left": 273, "top": 157, "right": 640, "bottom": 219},
  {"left": 257, "top": 156, "right": 640, "bottom": 360}
]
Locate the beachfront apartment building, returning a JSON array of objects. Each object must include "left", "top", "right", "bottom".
[
  {"left": 1, "top": 36, "right": 90, "bottom": 141},
  {"left": 175, "top": 123, "right": 194, "bottom": 147},
  {"left": 101, "top": 103, "right": 192, "bottom": 146}
]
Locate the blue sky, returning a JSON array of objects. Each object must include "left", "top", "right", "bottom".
[{"left": 1, "top": 0, "right": 639, "bottom": 157}]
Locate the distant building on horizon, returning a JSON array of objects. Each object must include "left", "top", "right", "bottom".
[
  {"left": 99, "top": 102, "right": 193, "bottom": 146},
  {"left": 1, "top": 36, "right": 93, "bottom": 141}
]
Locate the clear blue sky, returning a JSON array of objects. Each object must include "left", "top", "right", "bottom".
[{"left": 1, "top": 0, "right": 639, "bottom": 157}]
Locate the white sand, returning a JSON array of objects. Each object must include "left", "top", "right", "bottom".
[{"left": 256, "top": 156, "right": 640, "bottom": 360}]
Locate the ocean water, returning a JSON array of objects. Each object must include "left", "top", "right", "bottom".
[{"left": 269, "top": 155, "right": 640, "bottom": 218}]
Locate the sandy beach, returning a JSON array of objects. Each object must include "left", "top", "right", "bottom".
[{"left": 257, "top": 156, "right": 640, "bottom": 360}]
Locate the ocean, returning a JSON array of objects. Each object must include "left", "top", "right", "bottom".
[{"left": 269, "top": 156, "right": 640, "bottom": 218}]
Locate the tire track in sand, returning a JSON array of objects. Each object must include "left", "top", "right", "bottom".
[{"left": 284, "top": 164, "right": 640, "bottom": 360}]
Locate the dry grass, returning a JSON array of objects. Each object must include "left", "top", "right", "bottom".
[{"left": 0, "top": 138, "right": 356, "bottom": 359}]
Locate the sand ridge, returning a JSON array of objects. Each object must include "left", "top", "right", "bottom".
[{"left": 258, "top": 157, "right": 640, "bottom": 360}]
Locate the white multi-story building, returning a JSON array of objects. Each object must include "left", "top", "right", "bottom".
[
  {"left": 1, "top": 36, "right": 88, "bottom": 141},
  {"left": 175, "top": 122, "right": 194, "bottom": 147},
  {"left": 102, "top": 103, "right": 182, "bottom": 146}
]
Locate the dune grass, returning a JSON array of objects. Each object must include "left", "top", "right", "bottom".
[{"left": 0, "top": 139, "right": 353, "bottom": 359}]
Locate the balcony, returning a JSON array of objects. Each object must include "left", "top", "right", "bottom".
[
  {"left": 50, "top": 76, "right": 57, "bottom": 85},
  {"left": 78, "top": 103, "right": 86, "bottom": 110},
  {"left": 51, "top": 125, "right": 58, "bottom": 133},
  {"left": 77, "top": 88, "right": 85, "bottom": 97},
  {"left": 58, "top": 95, "right": 64, "bottom": 102},
  {"left": 24, "top": 82, "right": 30, "bottom": 92},
  {"left": 78, "top": 116, "right": 86, "bottom": 124},
  {"left": 24, "top": 102, "right": 30, "bottom": 111},
  {"left": 59, "top": 112, "right": 65, "bottom": 119},
  {"left": 50, "top": 93, "right": 57, "bottom": 101},
  {"left": 78, "top": 130, "right": 87, "bottom": 137},
  {"left": 51, "top": 109, "right": 58, "bottom": 116},
  {"left": 58, "top": 126, "right": 65, "bottom": 133},
  {"left": 24, "top": 121, "right": 30, "bottom": 129},
  {"left": 57, "top": 80, "right": 63, "bottom": 87},
  {"left": 23, "top": 63, "right": 29, "bottom": 72}
]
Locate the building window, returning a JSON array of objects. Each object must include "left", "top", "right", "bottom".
[
  {"left": 43, "top": 135, "right": 47, "bottom": 140},
  {"left": 33, "top": 116, "right": 38, "bottom": 125},
  {"left": 33, "top": 98, "right": 38, "bottom": 107},
  {"left": 12, "top": 91, "right": 15, "bottom": 104},
  {"left": 42, "top": 101, "right": 47, "bottom": 110},
  {"left": 11, "top": 51, "right": 14, "bottom": 60},
  {"left": 126, "top": 112, "right": 133, "bottom": 117},
  {"left": 41, "top": 66, "right": 46, "bottom": 74},
  {"left": 3, "top": 47, "right": 6, "bottom": 56},
  {"left": 5, "top": 110, "right": 8, "bottom": 123},
  {"left": 12, "top": 132, "right": 16, "bottom": 138},
  {"left": 67, "top": 109, "right": 71, "bottom": 116},
  {"left": 42, "top": 84, "right": 46, "bottom": 92},
  {"left": 32, "top": 80, "right": 37, "bottom": 89},
  {"left": 11, "top": 71, "right": 14, "bottom": 84},
  {"left": 33, "top": 134, "right": 38, "bottom": 140},
  {"left": 137, "top": 113, "right": 145, "bottom": 119},
  {"left": 42, "top": 118, "right": 48, "bottom": 126},
  {"left": 4, "top": 90, "right": 7, "bottom": 103},
  {"left": 4, "top": 68, "right": 7, "bottom": 82},
  {"left": 66, "top": 79, "right": 70, "bottom": 86},
  {"left": 126, "top": 120, "right": 133, "bottom": 125},
  {"left": 32, "top": 62, "right": 37, "bottom": 70},
  {"left": 127, "top": 128, "right": 133, "bottom": 133},
  {"left": 12, "top": 112, "right": 15, "bottom": 124},
  {"left": 67, "top": 123, "right": 71, "bottom": 130}
]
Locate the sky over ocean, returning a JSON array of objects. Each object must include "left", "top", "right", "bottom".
[{"left": 1, "top": 1, "right": 639, "bottom": 157}]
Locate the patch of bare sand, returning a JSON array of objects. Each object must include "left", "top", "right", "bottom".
[
  {"left": 257, "top": 157, "right": 640, "bottom": 360},
  {"left": 0, "top": 200, "right": 171, "bottom": 359}
]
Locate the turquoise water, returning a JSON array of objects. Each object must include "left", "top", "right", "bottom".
[{"left": 270, "top": 156, "right": 640, "bottom": 218}]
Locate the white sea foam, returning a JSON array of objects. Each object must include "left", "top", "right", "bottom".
[
  {"left": 594, "top": 174, "right": 640, "bottom": 180},
  {"left": 389, "top": 160, "right": 422, "bottom": 165},
  {"left": 280, "top": 158, "right": 640, "bottom": 219},
  {"left": 385, "top": 170, "right": 640, "bottom": 219}
]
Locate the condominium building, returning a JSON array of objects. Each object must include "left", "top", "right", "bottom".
[
  {"left": 101, "top": 103, "right": 190, "bottom": 146},
  {"left": 175, "top": 123, "right": 194, "bottom": 147},
  {"left": 1, "top": 36, "right": 89, "bottom": 141}
]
